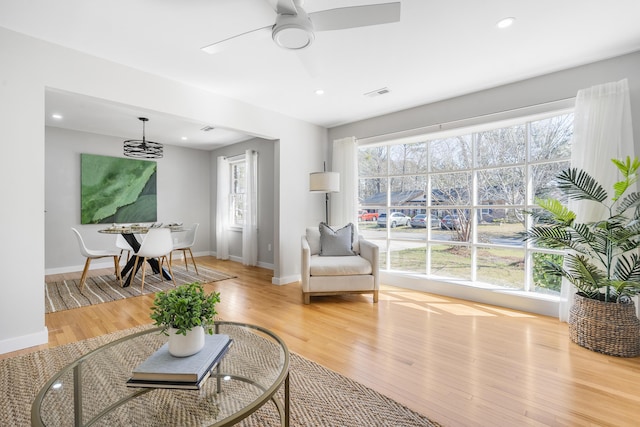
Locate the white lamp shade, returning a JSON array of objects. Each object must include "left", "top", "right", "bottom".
[{"left": 309, "top": 171, "right": 340, "bottom": 193}]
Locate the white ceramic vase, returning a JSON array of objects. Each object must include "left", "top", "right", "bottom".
[{"left": 168, "top": 326, "right": 205, "bottom": 357}]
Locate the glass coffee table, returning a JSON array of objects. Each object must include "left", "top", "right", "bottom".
[{"left": 32, "top": 322, "right": 290, "bottom": 426}]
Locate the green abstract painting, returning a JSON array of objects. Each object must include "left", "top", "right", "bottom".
[{"left": 81, "top": 154, "right": 157, "bottom": 224}]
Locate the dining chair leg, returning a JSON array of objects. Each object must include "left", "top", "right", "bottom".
[
  {"left": 139, "top": 257, "right": 148, "bottom": 291},
  {"left": 164, "top": 255, "right": 177, "bottom": 287},
  {"left": 187, "top": 248, "right": 199, "bottom": 275},
  {"left": 79, "top": 258, "right": 92, "bottom": 292},
  {"left": 158, "top": 257, "right": 165, "bottom": 284},
  {"left": 112, "top": 256, "right": 122, "bottom": 287},
  {"left": 181, "top": 249, "right": 189, "bottom": 271}
]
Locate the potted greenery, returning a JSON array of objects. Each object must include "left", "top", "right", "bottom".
[
  {"left": 525, "top": 156, "right": 640, "bottom": 357},
  {"left": 150, "top": 282, "right": 221, "bottom": 357}
]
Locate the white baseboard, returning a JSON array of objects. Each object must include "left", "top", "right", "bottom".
[
  {"left": 0, "top": 326, "right": 48, "bottom": 355},
  {"left": 272, "top": 274, "right": 299, "bottom": 286}
]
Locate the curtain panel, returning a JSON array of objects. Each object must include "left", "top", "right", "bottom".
[
  {"left": 331, "top": 137, "right": 359, "bottom": 228},
  {"left": 559, "top": 78, "right": 636, "bottom": 321}
]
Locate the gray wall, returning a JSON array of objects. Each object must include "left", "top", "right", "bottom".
[
  {"left": 210, "top": 138, "right": 276, "bottom": 267},
  {"left": 45, "top": 126, "right": 213, "bottom": 273},
  {"left": 329, "top": 51, "right": 640, "bottom": 156}
]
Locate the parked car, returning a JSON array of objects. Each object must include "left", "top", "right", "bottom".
[
  {"left": 377, "top": 212, "right": 411, "bottom": 228},
  {"left": 440, "top": 214, "right": 461, "bottom": 230},
  {"left": 358, "top": 210, "right": 379, "bottom": 221},
  {"left": 410, "top": 214, "right": 440, "bottom": 228}
]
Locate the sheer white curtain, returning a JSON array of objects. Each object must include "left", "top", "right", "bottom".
[
  {"left": 331, "top": 137, "right": 359, "bottom": 227},
  {"left": 559, "top": 78, "right": 635, "bottom": 321},
  {"left": 216, "top": 156, "right": 230, "bottom": 260},
  {"left": 242, "top": 150, "right": 258, "bottom": 266}
]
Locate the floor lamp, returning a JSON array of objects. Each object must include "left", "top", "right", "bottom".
[{"left": 309, "top": 165, "right": 340, "bottom": 224}]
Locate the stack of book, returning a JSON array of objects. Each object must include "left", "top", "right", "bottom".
[{"left": 127, "top": 333, "right": 232, "bottom": 390}]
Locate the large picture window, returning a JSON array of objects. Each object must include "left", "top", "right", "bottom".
[{"left": 357, "top": 111, "right": 573, "bottom": 296}]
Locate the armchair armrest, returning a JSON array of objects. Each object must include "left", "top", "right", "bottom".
[
  {"left": 301, "top": 235, "right": 311, "bottom": 292},
  {"left": 358, "top": 237, "right": 379, "bottom": 290}
]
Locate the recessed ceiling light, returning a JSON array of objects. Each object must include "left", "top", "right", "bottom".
[
  {"left": 181, "top": 136, "right": 188, "bottom": 141},
  {"left": 315, "top": 89, "right": 325, "bottom": 96},
  {"left": 51, "top": 114, "right": 63, "bottom": 120},
  {"left": 496, "top": 17, "right": 515, "bottom": 29}
]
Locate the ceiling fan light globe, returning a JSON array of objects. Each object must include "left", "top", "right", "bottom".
[{"left": 272, "top": 13, "right": 314, "bottom": 50}]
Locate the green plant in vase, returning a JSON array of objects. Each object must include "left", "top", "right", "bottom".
[
  {"left": 150, "top": 282, "right": 221, "bottom": 357},
  {"left": 524, "top": 156, "right": 640, "bottom": 357}
]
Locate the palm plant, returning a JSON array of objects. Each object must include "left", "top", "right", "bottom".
[{"left": 525, "top": 156, "right": 640, "bottom": 302}]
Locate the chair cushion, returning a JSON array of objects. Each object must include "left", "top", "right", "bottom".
[
  {"left": 319, "top": 223, "right": 355, "bottom": 256},
  {"left": 309, "top": 255, "right": 372, "bottom": 276}
]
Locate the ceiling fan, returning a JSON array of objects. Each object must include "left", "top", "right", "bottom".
[{"left": 201, "top": 0, "right": 401, "bottom": 54}]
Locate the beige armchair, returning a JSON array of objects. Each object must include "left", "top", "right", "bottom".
[{"left": 301, "top": 225, "right": 379, "bottom": 304}]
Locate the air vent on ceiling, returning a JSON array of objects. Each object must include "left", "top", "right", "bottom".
[
  {"left": 201, "top": 125, "right": 216, "bottom": 132},
  {"left": 364, "top": 87, "right": 390, "bottom": 97}
]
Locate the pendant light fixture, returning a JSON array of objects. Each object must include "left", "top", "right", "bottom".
[{"left": 123, "top": 117, "right": 163, "bottom": 159}]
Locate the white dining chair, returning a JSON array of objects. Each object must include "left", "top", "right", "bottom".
[
  {"left": 71, "top": 228, "right": 122, "bottom": 291},
  {"left": 170, "top": 223, "right": 199, "bottom": 274},
  {"left": 115, "top": 234, "right": 133, "bottom": 264},
  {"left": 131, "top": 228, "right": 176, "bottom": 291}
]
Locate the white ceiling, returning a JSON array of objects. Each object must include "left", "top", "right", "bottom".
[{"left": 2, "top": 0, "right": 640, "bottom": 150}]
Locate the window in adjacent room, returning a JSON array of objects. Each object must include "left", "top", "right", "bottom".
[{"left": 229, "top": 158, "right": 246, "bottom": 227}]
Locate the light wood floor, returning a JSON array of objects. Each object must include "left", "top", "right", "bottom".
[{"left": 9, "top": 256, "right": 640, "bottom": 426}]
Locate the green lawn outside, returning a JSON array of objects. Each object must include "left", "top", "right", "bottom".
[{"left": 369, "top": 220, "right": 560, "bottom": 294}]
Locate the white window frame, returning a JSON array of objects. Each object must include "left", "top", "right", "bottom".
[
  {"left": 228, "top": 155, "right": 246, "bottom": 230},
  {"left": 357, "top": 100, "right": 575, "bottom": 298}
]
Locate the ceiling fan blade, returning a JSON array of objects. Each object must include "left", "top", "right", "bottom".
[
  {"left": 310, "top": 2, "right": 401, "bottom": 32},
  {"left": 201, "top": 25, "right": 272, "bottom": 55}
]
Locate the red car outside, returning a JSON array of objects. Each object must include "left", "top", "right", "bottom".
[{"left": 358, "top": 210, "right": 379, "bottom": 221}]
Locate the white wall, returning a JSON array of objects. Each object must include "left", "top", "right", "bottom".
[
  {"left": 0, "top": 27, "right": 326, "bottom": 354},
  {"left": 45, "top": 127, "right": 213, "bottom": 273}
]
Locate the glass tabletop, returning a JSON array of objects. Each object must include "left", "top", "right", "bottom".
[{"left": 32, "top": 322, "right": 290, "bottom": 427}]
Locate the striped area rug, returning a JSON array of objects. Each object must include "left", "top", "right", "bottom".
[
  {"left": 45, "top": 266, "right": 235, "bottom": 313},
  {"left": 8, "top": 325, "right": 440, "bottom": 427}
]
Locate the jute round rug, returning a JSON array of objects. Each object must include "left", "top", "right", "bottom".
[{"left": 3, "top": 325, "right": 441, "bottom": 426}]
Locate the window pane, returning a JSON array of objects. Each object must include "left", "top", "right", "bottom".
[
  {"left": 431, "top": 172, "right": 471, "bottom": 206},
  {"left": 476, "top": 125, "right": 526, "bottom": 167},
  {"left": 531, "top": 161, "right": 570, "bottom": 203},
  {"left": 359, "top": 146, "right": 387, "bottom": 176},
  {"left": 390, "top": 242, "right": 426, "bottom": 273},
  {"left": 530, "top": 114, "right": 573, "bottom": 161},
  {"left": 478, "top": 166, "right": 526, "bottom": 207},
  {"left": 390, "top": 176, "right": 427, "bottom": 208},
  {"left": 389, "top": 142, "right": 428, "bottom": 175},
  {"left": 359, "top": 177, "right": 387, "bottom": 231},
  {"left": 476, "top": 208, "right": 525, "bottom": 246},
  {"left": 430, "top": 136, "right": 472, "bottom": 171},
  {"left": 430, "top": 244, "right": 471, "bottom": 280},
  {"left": 532, "top": 252, "right": 562, "bottom": 295},
  {"left": 476, "top": 246, "right": 524, "bottom": 289}
]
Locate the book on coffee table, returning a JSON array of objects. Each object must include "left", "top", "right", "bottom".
[{"left": 127, "top": 333, "right": 232, "bottom": 389}]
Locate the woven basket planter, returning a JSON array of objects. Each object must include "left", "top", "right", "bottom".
[{"left": 568, "top": 293, "right": 640, "bottom": 357}]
